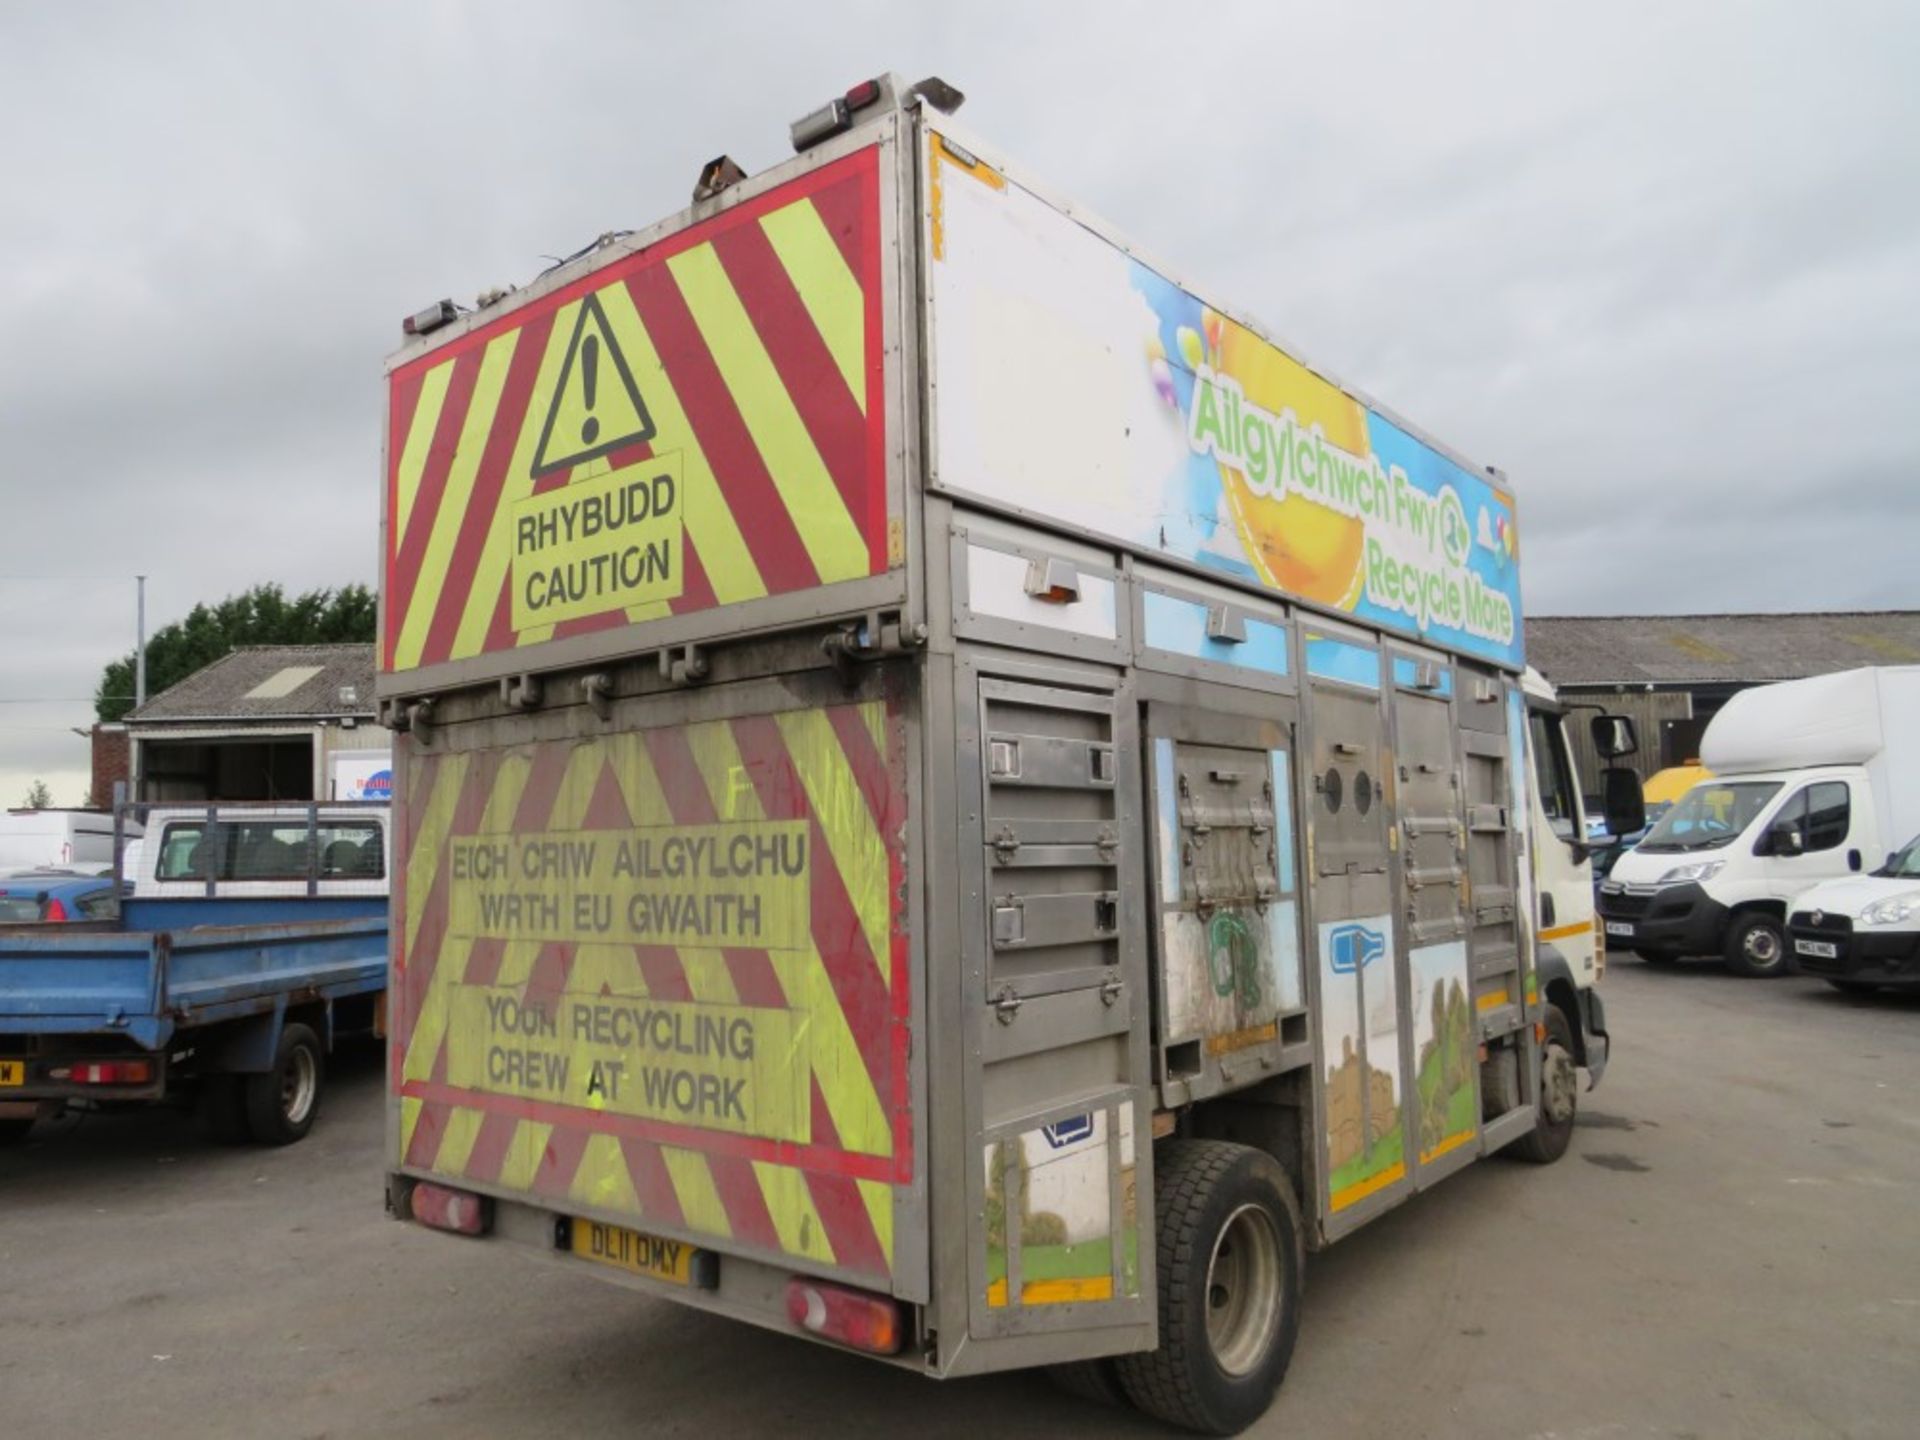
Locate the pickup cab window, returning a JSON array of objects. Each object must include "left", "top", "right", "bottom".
[{"left": 156, "top": 821, "right": 385, "bottom": 882}]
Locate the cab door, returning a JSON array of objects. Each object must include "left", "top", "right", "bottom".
[
  {"left": 1758, "top": 780, "right": 1864, "bottom": 900},
  {"left": 1527, "top": 706, "right": 1598, "bottom": 986}
]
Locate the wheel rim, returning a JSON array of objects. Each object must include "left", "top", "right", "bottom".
[
  {"left": 1204, "top": 1203, "right": 1284, "bottom": 1378},
  {"left": 1744, "top": 926, "right": 1782, "bottom": 969},
  {"left": 1542, "top": 1040, "right": 1577, "bottom": 1125},
  {"left": 282, "top": 1048, "right": 317, "bottom": 1126}
]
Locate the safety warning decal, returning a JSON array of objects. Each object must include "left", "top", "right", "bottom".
[
  {"left": 510, "top": 457, "right": 684, "bottom": 629},
  {"left": 383, "top": 144, "right": 890, "bottom": 676},
  {"left": 390, "top": 696, "right": 910, "bottom": 1285},
  {"left": 530, "top": 293, "right": 657, "bottom": 477}
]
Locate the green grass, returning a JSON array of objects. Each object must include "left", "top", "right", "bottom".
[
  {"left": 1328, "top": 1124, "right": 1405, "bottom": 1194},
  {"left": 987, "top": 1231, "right": 1139, "bottom": 1286}
]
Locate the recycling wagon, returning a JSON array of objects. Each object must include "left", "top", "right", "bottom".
[{"left": 378, "top": 74, "right": 1614, "bottom": 1435}]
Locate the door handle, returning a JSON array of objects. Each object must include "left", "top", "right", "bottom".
[{"left": 1541, "top": 892, "right": 1556, "bottom": 928}]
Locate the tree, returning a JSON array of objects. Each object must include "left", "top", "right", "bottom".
[
  {"left": 95, "top": 583, "right": 377, "bottom": 723},
  {"left": 21, "top": 779, "right": 53, "bottom": 809}
]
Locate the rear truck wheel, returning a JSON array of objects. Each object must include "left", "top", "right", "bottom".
[
  {"left": 1046, "top": 1358, "right": 1130, "bottom": 1408},
  {"left": 195, "top": 1075, "right": 253, "bottom": 1144},
  {"left": 1114, "top": 1139, "right": 1303, "bottom": 1435},
  {"left": 1827, "top": 979, "right": 1882, "bottom": 995},
  {"left": 1724, "top": 913, "right": 1790, "bottom": 978},
  {"left": 243, "top": 1023, "right": 323, "bottom": 1146},
  {"left": 1511, "top": 1006, "right": 1578, "bottom": 1165}
]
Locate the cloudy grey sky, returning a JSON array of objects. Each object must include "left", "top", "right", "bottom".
[{"left": 2, "top": 0, "right": 1915, "bottom": 805}]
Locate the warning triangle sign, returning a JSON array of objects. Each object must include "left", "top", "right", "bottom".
[{"left": 530, "top": 292, "right": 657, "bottom": 478}]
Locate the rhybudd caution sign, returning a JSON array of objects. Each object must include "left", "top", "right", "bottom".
[{"left": 510, "top": 457, "right": 685, "bottom": 629}]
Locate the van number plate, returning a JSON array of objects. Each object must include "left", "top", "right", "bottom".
[
  {"left": 0, "top": 1060, "right": 22, "bottom": 1087},
  {"left": 569, "top": 1218, "right": 714, "bottom": 1288},
  {"left": 1794, "top": 939, "right": 1838, "bottom": 959},
  {"left": 1605, "top": 922, "right": 1635, "bottom": 938}
]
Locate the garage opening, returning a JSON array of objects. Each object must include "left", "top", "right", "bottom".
[{"left": 138, "top": 736, "right": 315, "bottom": 802}]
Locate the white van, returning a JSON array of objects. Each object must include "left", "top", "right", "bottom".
[
  {"left": 1598, "top": 667, "right": 1920, "bottom": 977},
  {"left": 1787, "top": 831, "right": 1920, "bottom": 994},
  {"left": 0, "top": 809, "right": 140, "bottom": 874}
]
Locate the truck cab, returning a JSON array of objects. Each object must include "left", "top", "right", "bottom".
[{"left": 1520, "top": 667, "right": 1619, "bottom": 1083}]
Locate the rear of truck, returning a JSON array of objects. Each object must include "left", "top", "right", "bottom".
[
  {"left": 379, "top": 103, "right": 934, "bottom": 1344},
  {"left": 381, "top": 76, "right": 1606, "bottom": 1431}
]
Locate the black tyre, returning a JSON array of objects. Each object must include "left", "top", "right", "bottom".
[
  {"left": 195, "top": 1075, "right": 253, "bottom": 1144},
  {"left": 1046, "top": 1358, "right": 1130, "bottom": 1409},
  {"left": 1725, "top": 913, "right": 1790, "bottom": 978},
  {"left": 0, "top": 1116, "right": 35, "bottom": 1147},
  {"left": 1114, "top": 1140, "right": 1302, "bottom": 1435},
  {"left": 1511, "top": 1005, "right": 1578, "bottom": 1165},
  {"left": 1633, "top": 948, "right": 1678, "bottom": 965},
  {"left": 1827, "top": 979, "right": 1882, "bottom": 996},
  {"left": 243, "top": 1023, "right": 323, "bottom": 1146}
]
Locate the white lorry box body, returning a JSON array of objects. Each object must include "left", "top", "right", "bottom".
[{"left": 0, "top": 810, "right": 140, "bottom": 874}]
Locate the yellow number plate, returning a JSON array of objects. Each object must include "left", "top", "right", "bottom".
[
  {"left": 0, "top": 1060, "right": 24, "bottom": 1087},
  {"left": 570, "top": 1219, "right": 707, "bottom": 1287}
]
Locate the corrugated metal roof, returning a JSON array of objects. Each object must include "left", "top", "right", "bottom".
[
  {"left": 127, "top": 644, "right": 376, "bottom": 723},
  {"left": 1527, "top": 612, "right": 1920, "bottom": 688}
]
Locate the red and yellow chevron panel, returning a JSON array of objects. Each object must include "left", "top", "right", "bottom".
[
  {"left": 383, "top": 146, "right": 890, "bottom": 676},
  {"left": 390, "top": 695, "right": 910, "bottom": 1285}
]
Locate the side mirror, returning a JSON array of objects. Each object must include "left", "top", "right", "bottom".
[
  {"left": 1590, "top": 713, "right": 1639, "bottom": 760},
  {"left": 1601, "top": 765, "right": 1645, "bottom": 838},
  {"left": 1760, "top": 824, "right": 1803, "bottom": 857}
]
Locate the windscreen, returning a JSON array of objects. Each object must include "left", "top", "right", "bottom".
[
  {"left": 1879, "top": 836, "right": 1920, "bottom": 878},
  {"left": 1636, "top": 782, "right": 1781, "bottom": 852}
]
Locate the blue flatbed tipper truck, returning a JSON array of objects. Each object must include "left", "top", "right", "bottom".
[{"left": 0, "top": 803, "right": 390, "bottom": 1147}]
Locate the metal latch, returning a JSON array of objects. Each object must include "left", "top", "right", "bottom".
[
  {"left": 991, "top": 901, "right": 1025, "bottom": 946},
  {"left": 581, "top": 672, "right": 614, "bottom": 720},
  {"left": 658, "top": 643, "right": 708, "bottom": 687},
  {"left": 1100, "top": 975, "right": 1124, "bottom": 1006},
  {"left": 993, "top": 987, "right": 1023, "bottom": 1024},
  {"left": 991, "top": 826, "right": 1021, "bottom": 861}
]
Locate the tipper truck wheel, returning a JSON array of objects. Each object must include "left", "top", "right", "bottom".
[
  {"left": 1115, "top": 1139, "right": 1302, "bottom": 1435},
  {"left": 1511, "top": 1006, "right": 1578, "bottom": 1165},
  {"left": 244, "top": 1023, "right": 323, "bottom": 1146}
]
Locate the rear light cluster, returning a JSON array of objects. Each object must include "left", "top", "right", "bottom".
[
  {"left": 785, "top": 1278, "right": 905, "bottom": 1355},
  {"left": 411, "top": 1181, "right": 491, "bottom": 1236},
  {"left": 48, "top": 1059, "right": 153, "bottom": 1085},
  {"left": 44, "top": 898, "right": 69, "bottom": 922}
]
